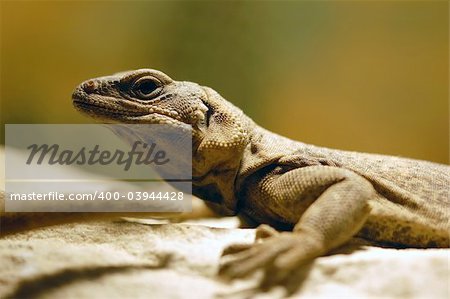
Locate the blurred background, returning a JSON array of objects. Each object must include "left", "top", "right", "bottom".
[{"left": 1, "top": 1, "right": 448, "bottom": 163}]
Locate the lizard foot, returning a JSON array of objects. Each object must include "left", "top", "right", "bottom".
[{"left": 219, "top": 230, "right": 320, "bottom": 289}]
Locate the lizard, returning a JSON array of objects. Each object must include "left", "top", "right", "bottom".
[{"left": 71, "top": 68, "right": 449, "bottom": 287}]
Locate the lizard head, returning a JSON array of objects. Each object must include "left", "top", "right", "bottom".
[
  {"left": 72, "top": 69, "right": 250, "bottom": 153},
  {"left": 73, "top": 69, "right": 252, "bottom": 214},
  {"left": 72, "top": 69, "right": 208, "bottom": 128}
]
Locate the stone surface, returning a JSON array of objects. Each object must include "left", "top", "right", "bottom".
[{"left": 0, "top": 219, "right": 448, "bottom": 299}]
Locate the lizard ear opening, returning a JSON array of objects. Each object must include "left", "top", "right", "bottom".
[{"left": 197, "top": 87, "right": 249, "bottom": 153}]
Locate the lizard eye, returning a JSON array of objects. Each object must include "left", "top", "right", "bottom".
[{"left": 133, "top": 77, "right": 161, "bottom": 98}]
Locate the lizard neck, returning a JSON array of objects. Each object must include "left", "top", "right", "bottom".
[
  {"left": 189, "top": 88, "right": 265, "bottom": 215},
  {"left": 191, "top": 117, "right": 253, "bottom": 215},
  {"left": 191, "top": 120, "right": 303, "bottom": 215}
]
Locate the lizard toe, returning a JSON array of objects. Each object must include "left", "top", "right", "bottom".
[
  {"left": 221, "top": 242, "right": 254, "bottom": 256},
  {"left": 219, "top": 234, "right": 296, "bottom": 279},
  {"left": 255, "top": 224, "right": 279, "bottom": 241},
  {"left": 219, "top": 249, "right": 279, "bottom": 279}
]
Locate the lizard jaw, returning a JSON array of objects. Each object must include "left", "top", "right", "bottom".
[
  {"left": 73, "top": 98, "right": 145, "bottom": 123},
  {"left": 73, "top": 98, "right": 191, "bottom": 128},
  {"left": 73, "top": 98, "right": 205, "bottom": 145}
]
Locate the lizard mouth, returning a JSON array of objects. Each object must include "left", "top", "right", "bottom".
[
  {"left": 72, "top": 98, "right": 151, "bottom": 123},
  {"left": 72, "top": 86, "right": 209, "bottom": 130},
  {"left": 72, "top": 92, "right": 196, "bottom": 128},
  {"left": 73, "top": 100, "right": 189, "bottom": 127}
]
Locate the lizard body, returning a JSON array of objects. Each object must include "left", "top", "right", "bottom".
[{"left": 72, "top": 69, "right": 449, "bottom": 285}]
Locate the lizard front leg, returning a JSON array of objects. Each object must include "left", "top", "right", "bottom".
[{"left": 219, "top": 166, "right": 375, "bottom": 287}]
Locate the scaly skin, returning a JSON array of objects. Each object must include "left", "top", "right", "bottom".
[{"left": 72, "top": 69, "right": 449, "bottom": 287}]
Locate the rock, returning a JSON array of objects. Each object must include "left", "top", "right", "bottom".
[{"left": 0, "top": 219, "right": 448, "bottom": 299}]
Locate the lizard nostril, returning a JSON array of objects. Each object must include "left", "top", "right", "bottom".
[{"left": 83, "top": 80, "right": 97, "bottom": 94}]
